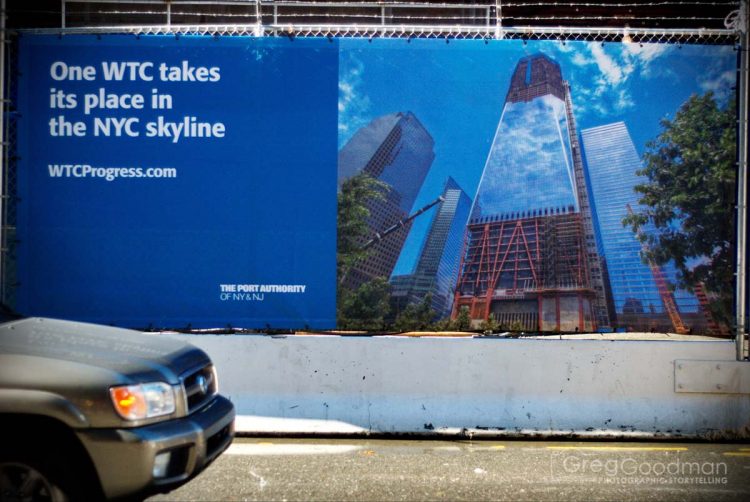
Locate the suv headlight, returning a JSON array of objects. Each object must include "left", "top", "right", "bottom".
[{"left": 110, "top": 382, "right": 176, "bottom": 420}]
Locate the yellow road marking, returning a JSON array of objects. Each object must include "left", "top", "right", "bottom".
[
  {"left": 490, "top": 445, "right": 506, "bottom": 450},
  {"left": 723, "top": 452, "right": 750, "bottom": 457},
  {"left": 546, "top": 446, "right": 688, "bottom": 452}
]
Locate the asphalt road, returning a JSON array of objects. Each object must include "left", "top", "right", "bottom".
[{"left": 149, "top": 438, "right": 750, "bottom": 501}]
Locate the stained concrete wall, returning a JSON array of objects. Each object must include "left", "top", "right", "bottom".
[{"left": 169, "top": 334, "right": 750, "bottom": 439}]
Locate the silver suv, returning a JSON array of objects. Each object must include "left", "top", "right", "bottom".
[{"left": 0, "top": 314, "right": 235, "bottom": 500}]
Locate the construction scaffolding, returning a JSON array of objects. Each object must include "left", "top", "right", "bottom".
[{"left": 452, "top": 208, "right": 596, "bottom": 332}]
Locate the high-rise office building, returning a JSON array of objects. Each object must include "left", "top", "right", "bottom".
[
  {"left": 453, "top": 53, "right": 609, "bottom": 331},
  {"left": 391, "top": 177, "right": 471, "bottom": 318},
  {"left": 581, "top": 121, "right": 704, "bottom": 332},
  {"left": 338, "top": 112, "right": 435, "bottom": 290}
]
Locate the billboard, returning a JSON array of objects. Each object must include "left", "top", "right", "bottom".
[{"left": 15, "top": 35, "right": 738, "bottom": 333}]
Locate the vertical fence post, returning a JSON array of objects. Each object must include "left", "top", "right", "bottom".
[
  {"left": 495, "top": 0, "right": 503, "bottom": 39},
  {"left": 737, "top": 9, "right": 749, "bottom": 360},
  {"left": 0, "top": 0, "right": 5, "bottom": 301},
  {"left": 254, "top": 0, "right": 262, "bottom": 36}
]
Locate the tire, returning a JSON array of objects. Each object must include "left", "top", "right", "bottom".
[
  {"left": 0, "top": 460, "right": 68, "bottom": 502},
  {"left": 0, "top": 436, "right": 101, "bottom": 502},
  {"left": 0, "top": 416, "right": 105, "bottom": 502}
]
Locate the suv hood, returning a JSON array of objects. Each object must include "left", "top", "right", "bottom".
[{"left": 0, "top": 317, "right": 208, "bottom": 383}]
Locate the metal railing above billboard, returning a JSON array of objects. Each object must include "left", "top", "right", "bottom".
[{"left": 13, "top": 1, "right": 738, "bottom": 44}]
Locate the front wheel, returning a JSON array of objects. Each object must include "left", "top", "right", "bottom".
[{"left": 0, "top": 461, "right": 69, "bottom": 502}]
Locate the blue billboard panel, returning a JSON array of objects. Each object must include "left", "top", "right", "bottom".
[{"left": 16, "top": 35, "right": 338, "bottom": 328}]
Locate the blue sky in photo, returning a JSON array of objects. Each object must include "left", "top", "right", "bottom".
[{"left": 337, "top": 38, "right": 737, "bottom": 277}]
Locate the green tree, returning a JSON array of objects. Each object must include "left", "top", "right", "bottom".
[
  {"left": 508, "top": 319, "right": 525, "bottom": 332},
  {"left": 337, "top": 172, "right": 389, "bottom": 286},
  {"left": 623, "top": 91, "right": 736, "bottom": 325},
  {"left": 336, "top": 173, "right": 392, "bottom": 330},
  {"left": 453, "top": 306, "right": 472, "bottom": 331},
  {"left": 429, "top": 317, "right": 453, "bottom": 331},
  {"left": 394, "top": 294, "right": 436, "bottom": 332},
  {"left": 478, "top": 313, "right": 499, "bottom": 333},
  {"left": 338, "top": 277, "right": 392, "bottom": 331}
]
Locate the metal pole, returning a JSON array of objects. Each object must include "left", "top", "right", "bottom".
[
  {"left": 495, "top": 0, "right": 503, "bottom": 39},
  {"left": 737, "top": 5, "right": 749, "bottom": 360},
  {"left": 61, "top": 0, "right": 65, "bottom": 29},
  {"left": 0, "top": 0, "right": 6, "bottom": 302}
]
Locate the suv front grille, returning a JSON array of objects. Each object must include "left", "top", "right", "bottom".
[{"left": 182, "top": 364, "right": 218, "bottom": 414}]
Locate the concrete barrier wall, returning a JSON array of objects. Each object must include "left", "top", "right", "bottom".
[{"left": 171, "top": 334, "right": 750, "bottom": 439}]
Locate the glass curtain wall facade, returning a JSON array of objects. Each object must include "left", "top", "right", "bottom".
[
  {"left": 391, "top": 177, "right": 471, "bottom": 319},
  {"left": 470, "top": 96, "right": 578, "bottom": 218},
  {"left": 338, "top": 112, "right": 435, "bottom": 290},
  {"left": 581, "top": 122, "right": 703, "bottom": 332}
]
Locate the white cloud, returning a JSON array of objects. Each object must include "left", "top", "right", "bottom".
[
  {"left": 623, "top": 43, "right": 671, "bottom": 66},
  {"left": 338, "top": 53, "right": 371, "bottom": 147},
  {"left": 694, "top": 45, "right": 736, "bottom": 103},
  {"left": 561, "top": 42, "right": 672, "bottom": 119},
  {"left": 697, "top": 47, "right": 737, "bottom": 104},
  {"left": 614, "top": 88, "right": 635, "bottom": 112},
  {"left": 571, "top": 51, "right": 593, "bottom": 67},
  {"left": 700, "top": 69, "right": 735, "bottom": 98},
  {"left": 556, "top": 41, "right": 576, "bottom": 54},
  {"left": 590, "top": 44, "right": 628, "bottom": 86}
]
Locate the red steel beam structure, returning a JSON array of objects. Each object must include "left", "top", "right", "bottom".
[{"left": 453, "top": 210, "right": 596, "bottom": 332}]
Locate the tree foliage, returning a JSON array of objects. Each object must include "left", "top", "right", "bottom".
[
  {"left": 623, "top": 92, "right": 736, "bottom": 324},
  {"left": 336, "top": 173, "right": 391, "bottom": 330},
  {"left": 336, "top": 172, "right": 389, "bottom": 285},
  {"left": 453, "top": 306, "right": 472, "bottom": 331},
  {"left": 478, "top": 313, "right": 499, "bottom": 333},
  {"left": 337, "top": 277, "right": 392, "bottom": 331},
  {"left": 394, "top": 293, "right": 437, "bottom": 332}
]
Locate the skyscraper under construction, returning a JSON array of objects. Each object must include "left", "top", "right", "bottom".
[{"left": 453, "top": 53, "right": 610, "bottom": 331}]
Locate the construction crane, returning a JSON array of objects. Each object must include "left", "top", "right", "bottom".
[
  {"left": 693, "top": 282, "right": 728, "bottom": 337},
  {"left": 625, "top": 204, "right": 690, "bottom": 334},
  {"left": 360, "top": 195, "right": 445, "bottom": 251}
]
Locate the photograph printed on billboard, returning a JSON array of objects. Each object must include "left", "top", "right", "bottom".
[
  {"left": 14, "top": 35, "right": 738, "bottom": 333},
  {"left": 336, "top": 39, "right": 737, "bottom": 335}
]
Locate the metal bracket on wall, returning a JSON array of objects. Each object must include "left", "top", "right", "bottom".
[{"left": 674, "top": 360, "right": 750, "bottom": 394}]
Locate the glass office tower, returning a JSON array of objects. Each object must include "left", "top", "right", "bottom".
[
  {"left": 391, "top": 177, "right": 471, "bottom": 319},
  {"left": 581, "top": 121, "right": 702, "bottom": 331},
  {"left": 338, "top": 112, "right": 435, "bottom": 290}
]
